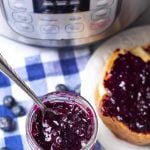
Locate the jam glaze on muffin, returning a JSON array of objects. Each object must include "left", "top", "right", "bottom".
[{"left": 96, "top": 46, "right": 150, "bottom": 145}]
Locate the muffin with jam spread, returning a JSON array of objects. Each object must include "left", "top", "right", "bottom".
[{"left": 96, "top": 46, "right": 150, "bottom": 145}]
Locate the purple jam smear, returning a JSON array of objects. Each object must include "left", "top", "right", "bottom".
[
  {"left": 101, "top": 51, "right": 150, "bottom": 133},
  {"left": 145, "top": 46, "right": 150, "bottom": 54},
  {"left": 31, "top": 101, "right": 94, "bottom": 150}
]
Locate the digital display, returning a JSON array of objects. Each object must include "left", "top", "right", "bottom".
[{"left": 33, "top": 0, "right": 90, "bottom": 14}]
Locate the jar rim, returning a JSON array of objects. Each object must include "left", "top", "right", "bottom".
[{"left": 26, "top": 91, "right": 98, "bottom": 150}]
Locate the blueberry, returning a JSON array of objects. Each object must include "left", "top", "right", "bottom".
[
  {"left": 0, "top": 116, "right": 16, "bottom": 132},
  {"left": 11, "top": 104, "right": 26, "bottom": 117},
  {"left": 55, "top": 84, "right": 69, "bottom": 92},
  {"left": 0, "top": 147, "right": 9, "bottom": 150},
  {"left": 3, "top": 95, "right": 16, "bottom": 108}
]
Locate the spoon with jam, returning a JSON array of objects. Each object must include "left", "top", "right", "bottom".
[{"left": 0, "top": 54, "right": 59, "bottom": 117}]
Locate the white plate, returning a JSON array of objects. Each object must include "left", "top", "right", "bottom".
[{"left": 81, "top": 26, "right": 150, "bottom": 150}]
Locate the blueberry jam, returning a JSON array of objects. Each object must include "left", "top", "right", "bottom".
[
  {"left": 31, "top": 101, "right": 94, "bottom": 150},
  {"left": 101, "top": 51, "right": 150, "bottom": 133},
  {"left": 145, "top": 46, "right": 150, "bottom": 53}
]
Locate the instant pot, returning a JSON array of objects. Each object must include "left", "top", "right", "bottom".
[{"left": 0, "top": 0, "right": 150, "bottom": 47}]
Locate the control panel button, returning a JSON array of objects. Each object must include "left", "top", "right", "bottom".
[
  {"left": 90, "top": 19, "right": 110, "bottom": 30},
  {"left": 97, "top": 0, "right": 114, "bottom": 7},
  {"left": 9, "top": 0, "right": 26, "bottom": 10},
  {"left": 39, "top": 16, "right": 58, "bottom": 22},
  {"left": 15, "top": 22, "right": 33, "bottom": 32},
  {"left": 13, "top": 13, "right": 32, "bottom": 23},
  {"left": 92, "top": 8, "right": 110, "bottom": 20},
  {"left": 66, "top": 23, "right": 84, "bottom": 33},
  {"left": 41, "top": 25, "right": 59, "bottom": 34}
]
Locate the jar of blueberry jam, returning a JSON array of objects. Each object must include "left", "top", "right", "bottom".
[{"left": 26, "top": 91, "right": 98, "bottom": 150}]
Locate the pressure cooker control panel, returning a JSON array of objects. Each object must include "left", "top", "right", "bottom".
[{"left": 2, "top": 0, "right": 118, "bottom": 40}]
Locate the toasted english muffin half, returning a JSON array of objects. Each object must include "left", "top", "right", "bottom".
[{"left": 96, "top": 46, "right": 150, "bottom": 145}]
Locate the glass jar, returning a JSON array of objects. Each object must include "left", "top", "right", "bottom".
[{"left": 26, "top": 91, "right": 98, "bottom": 150}]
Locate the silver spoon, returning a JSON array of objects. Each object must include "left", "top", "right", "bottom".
[{"left": 0, "top": 53, "right": 57, "bottom": 116}]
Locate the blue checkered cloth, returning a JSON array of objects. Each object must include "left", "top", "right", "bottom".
[{"left": 0, "top": 37, "right": 103, "bottom": 150}]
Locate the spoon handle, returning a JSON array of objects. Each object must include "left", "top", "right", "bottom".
[{"left": 0, "top": 53, "right": 45, "bottom": 109}]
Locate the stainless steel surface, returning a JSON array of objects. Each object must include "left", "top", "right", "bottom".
[
  {"left": 0, "top": 0, "right": 150, "bottom": 47},
  {"left": 132, "top": 8, "right": 150, "bottom": 26},
  {"left": 0, "top": 53, "right": 45, "bottom": 109},
  {"left": 1, "top": 0, "right": 118, "bottom": 40}
]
